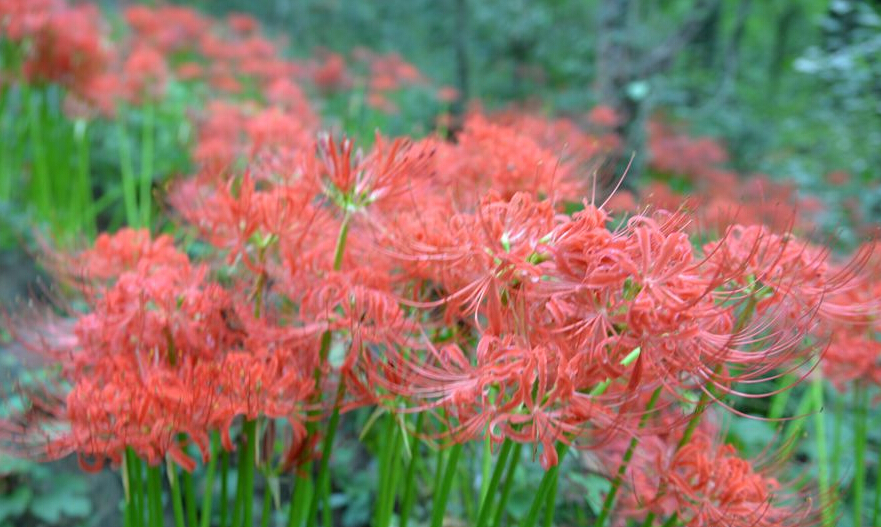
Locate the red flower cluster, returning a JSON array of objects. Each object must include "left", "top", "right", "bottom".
[
  {"left": 4, "top": 4, "right": 876, "bottom": 527},
  {"left": 0, "top": 0, "right": 110, "bottom": 97}
]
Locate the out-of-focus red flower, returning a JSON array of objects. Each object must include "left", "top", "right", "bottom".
[
  {"left": 312, "top": 52, "right": 349, "bottom": 92},
  {"left": 588, "top": 104, "right": 620, "bottom": 128},
  {"left": 227, "top": 13, "right": 260, "bottom": 35},
  {"left": 121, "top": 44, "right": 167, "bottom": 103},
  {"left": 8, "top": 2, "right": 111, "bottom": 98},
  {"left": 436, "top": 85, "right": 459, "bottom": 103}
]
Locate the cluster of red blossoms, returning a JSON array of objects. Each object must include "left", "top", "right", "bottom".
[
  {"left": 6, "top": 103, "right": 879, "bottom": 526},
  {"left": 1, "top": 2, "right": 450, "bottom": 120},
  {"left": 608, "top": 119, "right": 825, "bottom": 235}
]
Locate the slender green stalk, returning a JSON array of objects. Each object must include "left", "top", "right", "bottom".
[
  {"left": 873, "top": 404, "right": 881, "bottom": 527},
  {"left": 491, "top": 442, "right": 523, "bottom": 527},
  {"left": 779, "top": 387, "right": 814, "bottom": 461},
  {"left": 303, "top": 212, "right": 353, "bottom": 527},
  {"left": 459, "top": 461, "right": 475, "bottom": 520},
  {"left": 0, "top": 83, "right": 10, "bottom": 204},
  {"left": 287, "top": 464, "right": 313, "bottom": 527},
  {"left": 233, "top": 419, "right": 258, "bottom": 527},
  {"left": 375, "top": 414, "right": 401, "bottom": 527},
  {"left": 831, "top": 393, "right": 844, "bottom": 494},
  {"left": 168, "top": 462, "right": 186, "bottom": 527},
  {"left": 74, "top": 119, "right": 95, "bottom": 238},
  {"left": 146, "top": 465, "right": 164, "bottom": 527},
  {"left": 117, "top": 115, "right": 139, "bottom": 227},
  {"left": 199, "top": 434, "right": 220, "bottom": 527},
  {"left": 219, "top": 449, "right": 229, "bottom": 527},
  {"left": 25, "top": 86, "right": 51, "bottom": 218},
  {"left": 321, "top": 464, "right": 332, "bottom": 527},
  {"left": 183, "top": 468, "right": 197, "bottom": 527},
  {"left": 306, "top": 384, "right": 345, "bottom": 527},
  {"left": 595, "top": 388, "right": 662, "bottom": 527},
  {"left": 854, "top": 383, "right": 868, "bottom": 527},
  {"left": 139, "top": 103, "right": 155, "bottom": 228},
  {"left": 399, "top": 413, "right": 425, "bottom": 527},
  {"left": 812, "top": 373, "right": 833, "bottom": 527},
  {"left": 522, "top": 443, "right": 569, "bottom": 527},
  {"left": 767, "top": 373, "right": 796, "bottom": 421},
  {"left": 332, "top": 213, "right": 351, "bottom": 270},
  {"left": 474, "top": 439, "right": 513, "bottom": 527},
  {"left": 373, "top": 415, "right": 395, "bottom": 527},
  {"left": 260, "top": 483, "right": 273, "bottom": 527},
  {"left": 542, "top": 469, "right": 559, "bottom": 527},
  {"left": 639, "top": 512, "right": 656, "bottom": 527},
  {"left": 126, "top": 448, "right": 145, "bottom": 527},
  {"left": 659, "top": 513, "right": 679, "bottom": 527},
  {"left": 479, "top": 434, "right": 492, "bottom": 504},
  {"left": 430, "top": 443, "right": 463, "bottom": 527}
]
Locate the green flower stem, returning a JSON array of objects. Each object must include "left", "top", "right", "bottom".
[
  {"left": 73, "top": 119, "right": 95, "bottom": 238},
  {"left": 660, "top": 513, "right": 680, "bottom": 527},
  {"left": 399, "top": 413, "right": 425, "bottom": 527},
  {"left": 117, "top": 114, "right": 139, "bottom": 227},
  {"left": 491, "top": 442, "right": 523, "bottom": 527},
  {"left": 595, "top": 387, "right": 662, "bottom": 527},
  {"left": 459, "top": 462, "right": 475, "bottom": 521},
  {"left": 146, "top": 465, "right": 164, "bottom": 527},
  {"left": 542, "top": 468, "right": 559, "bottom": 527},
  {"left": 479, "top": 434, "right": 492, "bottom": 504},
  {"left": 332, "top": 212, "right": 351, "bottom": 271},
  {"left": 139, "top": 102, "right": 155, "bottom": 229},
  {"left": 260, "top": 482, "right": 273, "bottom": 527},
  {"left": 522, "top": 442, "right": 570, "bottom": 527},
  {"left": 25, "top": 86, "right": 51, "bottom": 218},
  {"left": 303, "top": 211, "right": 353, "bottom": 527},
  {"left": 873, "top": 403, "right": 881, "bottom": 527},
  {"left": 375, "top": 414, "right": 402, "bottom": 527},
  {"left": 306, "top": 383, "right": 345, "bottom": 527},
  {"left": 430, "top": 442, "right": 463, "bottom": 527},
  {"left": 777, "top": 387, "right": 813, "bottom": 460},
  {"left": 182, "top": 467, "right": 197, "bottom": 527},
  {"left": 474, "top": 439, "right": 513, "bottom": 527},
  {"left": 233, "top": 419, "right": 258, "bottom": 527},
  {"left": 831, "top": 393, "right": 844, "bottom": 496},
  {"left": 168, "top": 462, "right": 187, "bottom": 527},
  {"left": 639, "top": 512, "right": 656, "bottom": 527},
  {"left": 854, "top": 383, "right": 869, "bottom": 527},
  {"left": 199, "top": 434, "right": 220, "bottom": 527},
  {"left": 0, "top": 83, "right": 10, "bottom": 204},
  {"left": 126, "top": 448, "right": 145, "bottom": 527},
  {"left": 287, "top": 463, "right": 313, "bottom": 527},
  {"left": 373, "top": 415, "right": 394, "bottom": 527},
  {"left": 812, "top": 373, "right": 834, "bottom": 527},
  {"left": 219, "top": 449, "right": 230, "bottom": 527},
  {"left": 322, "top": 461, "right": 333, "bottom": 527},
  {"left": 767, "top": 373, "right": 796, "bottom": 421}
]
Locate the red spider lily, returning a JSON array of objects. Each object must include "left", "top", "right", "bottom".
[
  {"left": 227, "top": 13, "right": 260, "bottom": 35},
  {"left": 120, "top": 43, "right": 167, "bottom": 103},
  {"left": 588, "top": 105, "right": 621, "bottom": 128},
  {"left": 823, "top": 333, "right": 881, "bottom": 390},
  {"left": 433, "top": 113, "right": 587, "bottom": 206},
  {"left": 307, "top": 132, "right": 435, "bottom": 213},
  {"left": 2, "top": 231, "right": 317, "bottom": 471},
  {"left": 648, "top": 120, "right": 729, "bottom": 183},
  {"left": 3, "top": 1, "right": 111, "bottom": 98},
  {"left": 621, "top": 432, "right": 813, "bottom": 527},
  {"left": 124, "top": 5, "right": 210, "bottom": 55},
  {"left": 311, "top": 51, "right": 350, "bottom": 92}
]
